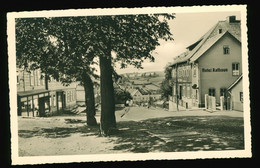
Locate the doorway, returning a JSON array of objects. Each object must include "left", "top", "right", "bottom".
[
  {"left": 38, "top": 97, "right": 45, "bottom": 117},
  {"left": 179, "top": 85, "right": 182, "bottom": 100}
]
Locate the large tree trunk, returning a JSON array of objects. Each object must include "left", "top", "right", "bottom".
[
  {"left": 82, "top": 73, "right": 97, "bottom": 126},
  {"left": 99, "top": 53, "right": 117, "bottom": 136},
  {"left": 44, "top": 75, "right": 49, "bottom": 90}
]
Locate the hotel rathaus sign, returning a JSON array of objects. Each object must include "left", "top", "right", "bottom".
[{"left": 202, "top": 68, "right": 228, "bottom": 72}]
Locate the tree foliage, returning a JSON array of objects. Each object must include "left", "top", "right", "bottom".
[
  {"left": 15, "top": 13, "right": 175, "bottom": 135},
  {"left": 160, "top": 65, "right": 173, "bottom": 100},
  {"left": 15, "top": 17, "right": 99, "bottom": 125}
]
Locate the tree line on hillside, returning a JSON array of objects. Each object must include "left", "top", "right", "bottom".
[{"left": 16, "top": 14, "right": 175, "bottom": 136}]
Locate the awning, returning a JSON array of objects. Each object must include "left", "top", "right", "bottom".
[{"left": 17, "top": 89, "right": 50, "bottom": 97}]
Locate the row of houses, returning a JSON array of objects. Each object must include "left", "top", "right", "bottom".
[
  {"left": 130, "top": 87, "right": 161, "bottom": 104},
  {"left": 16, "top": 64, "right": 161, "bottom": 117},
  {"left": 168, "top": 16, "right": 243, "bottom": 111},
  {"left": 16, "top": 67, "right": 92, "bottom": 117}
]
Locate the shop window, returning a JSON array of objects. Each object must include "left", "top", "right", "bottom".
[
  {"left": 232, "top": 63, "right": 240, "bottom": 76},
  {"left": 208, "top": 88, "right": 215, "bottom": 97},
  {"left": 240, "top": 92, "right": 243, "bottom": 102},
  {"left": 223, "top": 45, "right": 230, "bottom": 54}
]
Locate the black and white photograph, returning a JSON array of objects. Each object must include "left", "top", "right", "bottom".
[{"left": 7, "top": 5, "right": 251, "bottom": 165}]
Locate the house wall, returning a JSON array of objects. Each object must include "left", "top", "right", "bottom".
[
  {"left": 17, "top": 67, "right": 78, "bottom": 116},
  {"left": 230, "top": 79, "right": 243, "bottom": 111},
  {"left": 132, "top": 90, "right": 149, "bottom": 102},
  {"left": 198, "top": 33, "right": 241, "bottom": 106},
  {"left": 76, "top": 85, "right": 85, "bottom": 103},
  {"left": 17, "top": 69, "right": 46, "bottom": 91},
  {"left": 171, "top": 63, "right": 193, "bottom": 108},
  {"left": 191, "top": 63, "right": 200, "bottom": 107},
  {"left": 75, "top": 85, "right": 101, "bottom": 105}
]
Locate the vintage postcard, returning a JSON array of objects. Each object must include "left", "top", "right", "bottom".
[{"left": 7, "top": 5, "right": 251, "bottom": 165}]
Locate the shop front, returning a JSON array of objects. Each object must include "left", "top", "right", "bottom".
[{"left": 17, "top": 90, "right": 50, "bottom": 117}]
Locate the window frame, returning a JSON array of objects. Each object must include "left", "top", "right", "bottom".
[
  {"left": 208, "top": 88, "right": 216, "bottom": 97},
  {"left": 220, "top": 88, "right": 227, "bottom": 97},
  {"left": 223, "top": 45, "right": 230, "bottom": 55},
  {"left": 232, "top": 63, "right": 240, "bottom": 76},
  {"left": 240, "top": 92, "right": 243, "bottom": 103}
]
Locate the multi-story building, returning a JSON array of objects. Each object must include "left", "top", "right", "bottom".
[
  {"left": 17, "top": 67, "right": 77, "bottom": 117},
  {"left": 170, "top": 16, "right": 242, "bottom": 110}
]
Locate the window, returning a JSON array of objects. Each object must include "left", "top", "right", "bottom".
[
  {"left": 30, "top": 71, "right": 34, "bottom": 86},
  {"left": 219, "top": 29, "right": 223, "bottom": 34},
  {"left": 193, "top": 66, "right": 196, "bottom": 77},
  {"left": 220, "top": 88, "right": 227, "bottom": 97},
  {"left": 240, "top": 92, "right": 243, "bottom": 102},
  {"left": 172, "top": 69, "right": 176, "bottom": 78},
  {"left": 183, "top": 85, "right": 186, "bottom": 97},
  {"left": 232, "top": 63, "right": 240, "bottom": 76},
  {"left": 49, "top": 96, "right": 52, "bottom": 107},
  {"left": 209, "top": 88, "right": 215, "bottom": 97},
  {"left": 178, "top": 69, "right": 182, "bottom": 77},
  {"left": 17, "top": 71, "right": 20, "bottom": 84},
  {"left": 223, "top": 45, "right": 230, "bottom": 54},
  {"left": 187, "top": 84, "right": 191, "bottom": 98}
]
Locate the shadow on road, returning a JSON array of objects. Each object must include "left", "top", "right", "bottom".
[
  {"left": 111, "top": 116, "right": 244, "bottom": 152},
  {"left": 19, "top": 118, "right": 100, "bottom": 139},
  {"left": 18, "top": 116, "right": 244, "bottom": 153}
]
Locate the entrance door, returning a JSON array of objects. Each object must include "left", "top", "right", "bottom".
[
  {"left": 179, "top": 85, "right": 182, "bottom": 100},
  {"left": 62, "top": 92, "right": 66, "bottom": 109},
  {"left": 38, "top": 97, "right": 45, "bottom": 117}
]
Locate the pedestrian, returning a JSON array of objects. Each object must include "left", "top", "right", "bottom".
[
  {"left": 125, "top": 99, "right": 129, "bottom": 107},
  {"left": 125, "top": 99, "right": 130, "bottom": 112}
]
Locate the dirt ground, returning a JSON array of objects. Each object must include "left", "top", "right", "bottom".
[{"left": 17, "top": 107, "right": 244, "bottom": 156}]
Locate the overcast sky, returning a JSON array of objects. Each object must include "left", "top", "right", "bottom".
[{"left": 115, "top": 11, "right": 241, "bottom": 74}]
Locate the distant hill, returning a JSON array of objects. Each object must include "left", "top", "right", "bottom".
[
  {"left": 119, "top": 71, "right": 165, "bottom": 87},
  {"left": 121, "top": 71, "right": 164, "bottom": 78}
]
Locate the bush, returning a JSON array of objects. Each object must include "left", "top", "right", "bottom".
[{"left": 114, "top": 89, "right": 132, "bottom": 104}]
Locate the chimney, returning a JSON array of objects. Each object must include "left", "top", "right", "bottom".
[{"left": 226, "top": 16, "right": 240, "bottom": 23}]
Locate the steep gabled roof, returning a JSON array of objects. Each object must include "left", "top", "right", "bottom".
[
  {"left": 171, "top": 16, "right": 241, "bottom": 65},
  {"left": 190, "top": 31, "right": 240, "bottom": 62},
  {"left": 131, "top": 87, "right": 151, "bottom": 96},
  {"left": 227, "top": 74, "right": 243, "bottom": 90}
]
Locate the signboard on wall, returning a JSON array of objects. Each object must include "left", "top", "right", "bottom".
[{"left": 202, "top": 68, "right": 228, "bottom": 72}]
